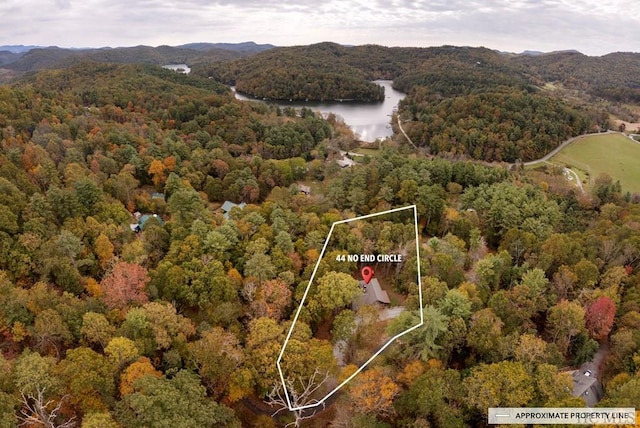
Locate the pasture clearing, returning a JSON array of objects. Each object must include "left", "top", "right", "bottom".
[
  {"left": 550, "top": 133, "right": 640, "bottom": 194},
  {"left": 350, "top": 147, "right": 382, "bottom": 157}
]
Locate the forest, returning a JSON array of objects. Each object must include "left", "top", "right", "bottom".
[
  {"left": 0, "top": 57, "right": 639, "bottom": 428},
  {"left": 196, "top": 43, "right": 640, "bottom": 162},
  {"left": 201, "top": 44, "right": 387, "bottom": 102},
  {"left": 400, "top": 89, "right": 593, "bottom": 162}
]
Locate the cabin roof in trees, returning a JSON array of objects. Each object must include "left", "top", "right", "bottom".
[
  {"left": 139, "top": 214, "right": 162, "bottom": 227},
  {"left": 336, "top": 158, "right": 355, "bottom": 168},
  {"left": 130, "top": 213, "right": 163, "bottom": 233},
  {"left": 571, "top": 370, "right": 603, "bottom": 407},
  {"left": 297, "top": 184, "right": 311, "bottom": 195},
  {"left": 221, "top": 201, "right": 246, "bottom": 219},
  {"left": 353, "top": 278, "right": 390, "bottom": 310},
  {"left": 152, "top": 192, "right": 165, "bottom": 200}
]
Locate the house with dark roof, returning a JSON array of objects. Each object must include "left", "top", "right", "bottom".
[
  {"left": 572, "top": 370, "right": 603, "bottom": 407},
  {"left": 221, "top": 201, "right": 246, "bottom": 219},
  {"left": 353, "top": 278, "right": 390, "bottom": 310}
]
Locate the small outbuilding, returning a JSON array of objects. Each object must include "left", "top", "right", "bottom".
[
  {"left": 336, "top": 158, "right": 355, "bottom": 168},
  {"left": 297, "top": 184, "right": 311, "bottom": 195},
  {"left": 221, "top": 201, "right": 247, "bottom": 219}
]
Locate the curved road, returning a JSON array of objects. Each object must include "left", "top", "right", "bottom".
[
  {"left": 396, "top": 117, "right": 419, "bottom": 150},
  {"left": 513, "top": 130, "right": 626, "bottom": 194},
  {"left": 520, "top": 130, "right": 615, "bottom": 167},
  {"left": 393, "top": 118, "right": 621, "bottom": 194},
  {"left": 396, "top": 119, "right": 618, "bottom": 168}
]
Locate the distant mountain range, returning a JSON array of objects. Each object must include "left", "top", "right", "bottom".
[
  {"left": 498, "top": 49, "right": 582, "bottom": 57},
  {"left": 0, "top": 42, "right": 614, "bottom": 77},
  {"left": 176, "top": 42, "right": 275, "bottom": 52},
  {"left": 0, "top": 42, "right": 276, "bottom": 74},
  {"left": 199, "top": 42, "right": 640, "bottom": 106},
  {"left": 0, "top": 45, "right": 43, "bottom": 53},
  {"left": 1, "top": 41, "right": 639, "bottom": 107}
]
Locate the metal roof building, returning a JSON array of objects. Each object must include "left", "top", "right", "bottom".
[{"left": 353, "top": 278, "right": 390, "bottom": 310}]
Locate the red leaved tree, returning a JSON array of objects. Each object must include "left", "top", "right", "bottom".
[
  {"left": 260, "top": 279, "right": 292, "bottom": 320},
  {"left": 585, "top": 296, "right": 616, "bottom": 341},
  {"left": 101, "top": 262, "right": 150, "bottom": 309}
]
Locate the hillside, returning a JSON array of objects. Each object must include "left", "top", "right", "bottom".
[
  {"left": 199, "top": 42, "right": 388, "bottom": 102},
  {"left": 2, "top": 45, "right": 242, "bottom": 73},
  {"left": 401, "top": 90, "right": 593, "bottom": 162},
  {"left": 392, "top": 45, "right": 533, "bottom": 95},
  {"left": 177, "top": 41, "right": 276, "bottom": 53},
  {"left": 11, "top": 62, "right": 230, "bottom": 111},
  {"left": 0, "top": 42, "right": 276, "bottom": 77},
  {"left": 514, "top": 51, "right": 640, "bottom": 103},
  {"left": 7, "top": 42, "right": 639, "bottom": 109},
  {"left": 0, "top": 50, "right": 23, "bottom": 66},
  {"left": 2, "top": 46, "right": 77, "bottom": 72},
  {"left": 0, "top": 45, "right": 41, "bottom": 54},
  {"left": 197, "top": 43, "right": 640, "bottom": 160},
  {"left": 6, "top": 61, "right": 331, "bottom": 162},
  {"left": 196, "top": 43, "right": 530, "bottom": 101}
]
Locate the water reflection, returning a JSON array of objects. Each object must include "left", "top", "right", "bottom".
[{"left": 232, "top": 80, "right": 405, "bottom": 142}]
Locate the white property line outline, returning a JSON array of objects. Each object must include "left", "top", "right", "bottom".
[{"left": 276, "top": 205, "right": 424, "bottom": 411}]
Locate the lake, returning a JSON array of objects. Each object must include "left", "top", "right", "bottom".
[
  {"left": 232, "top": 80, "right": 405, "bottom": 142},
  {"left": 162, "top": 64, "right": 191, "bottom": 74}
]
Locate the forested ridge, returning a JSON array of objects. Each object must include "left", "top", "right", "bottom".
[
  {"left": 0, "top": 44, "right": 270, "bottom": 76},
  {"left": 513, "top": 51, "right": 640, "bottom": 104},
  {"left": 200, "top": 43, "right": 387, "bottom": 102},
  {"left": 4, "top": 42, "right": 640, "bottom": 162},
  {"left": 0, "top": 59, "right": 639, "bottom": 427},
  {"left": 401, "top": 90, "right": 593, "bottom": 162},
  {"left": 199, "top": 43, "right": 640, "bottom": 161}
]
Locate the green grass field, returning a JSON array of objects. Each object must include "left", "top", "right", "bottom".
[
  {"left": 351, "top": 147, "right": 382, "bottom": 157},
  {"left": 551, "top": 134, "right": 640, "bottom": 193}
]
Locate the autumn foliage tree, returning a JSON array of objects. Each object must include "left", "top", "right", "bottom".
[
  {"left": 463, "top": 361, "right": 534, "bottom": 413},
  {"left": 258, "top": 279, "right": 292, "bottom": 320},
  {"left": 586, "top": 296, "right": 616, "bottom": 341},
  {"left": 148, "top": 159, "right": 167, "bottom": 188},
  {"left": 94, "top": 233, "right": 115, "bottom": 269},
  {"left": 546, "top": 300, "right": 586, "bottom": 356},
  {"left": 119, "top": 357, "right": 162, "bottom": 396},
  {"left": 347, "top": 367, "right": 400, "bottom": 417},
  {"left": 188, "top": 327, "right": 243, "bottom": 398},
  {"left": 55, "top": 347, "right": 115, "bottom": 413},
  {"left": 100, "top": 262, "right": 150, "bottom": 310}
]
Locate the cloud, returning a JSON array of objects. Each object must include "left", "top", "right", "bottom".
[{"left": 0, "top": 0, "right": 638, "bottom": 54}]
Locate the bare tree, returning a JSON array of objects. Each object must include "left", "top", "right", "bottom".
[
  {"left": 18, "top": 387, "right": 75, "bottom": 428},
  {"left": 241, "top": 279, "right": 257, "bottom": 302},
  {"left": 266, "top": 369, "right": 330, "bottom": 428},
  {"left": 620, "top": 242, "right": 640, "bottom": 267},
  {"left": 600, "top": 238, "right": 623, "bottom": 266}
]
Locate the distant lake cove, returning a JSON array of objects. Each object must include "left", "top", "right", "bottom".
[
  {"left": 162, "top": 64, "right": 191, "bottom": 74},
  {"left": 232, "top": 80, "right": 405, "bottom": 142}
]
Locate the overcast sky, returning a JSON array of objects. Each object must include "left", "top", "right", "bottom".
[{"left": 1, "top": 0, "right": 639, "bottom": 55}]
